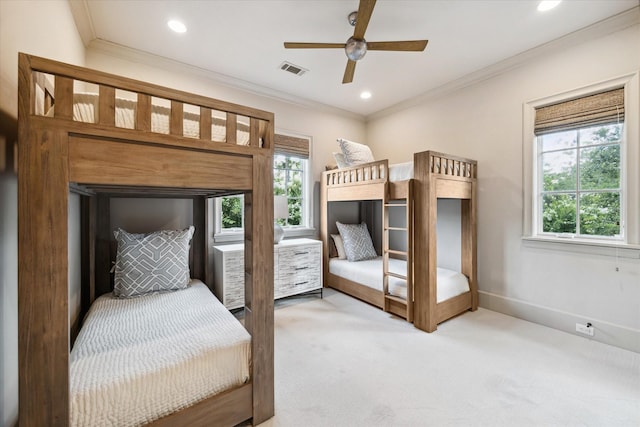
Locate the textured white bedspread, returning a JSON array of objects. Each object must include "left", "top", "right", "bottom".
[
  {"left": 70, "top": 280, "right": 250, "bottom": 427},
  {"left": 329, "top": 257, "right": 469, "bottom": 303}
]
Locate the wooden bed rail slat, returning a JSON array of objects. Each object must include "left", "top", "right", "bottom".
[
  {"left": 170, "top": 100, "right": 183, "bottom": 136},
  {"left": 26, "top": 53, "right": 273, "bottom": 121},
  {"left": 200, "top": 107, "right": 212, "bottom": 141},
  {"left": 226, "top": 113, "right": 237, "bottom": 144},
  {"left": 54, "top": 75, "right": 73, "bottom": 120},
  {"left": 99, "top": 86, "right": 116, "bottom": 126},
  {"left": 249, "top": 117, "right": 260, "bottom": 147},
  {"left": 136, "top": 93, "right": 151, "bottom": 131}
]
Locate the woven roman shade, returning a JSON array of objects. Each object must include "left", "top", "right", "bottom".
[
  {"left": 274, "top": 133, "right": 309, "bottom": 159},
  {"left": 534, "top": 88, "right": 624, "bottom": 135}
]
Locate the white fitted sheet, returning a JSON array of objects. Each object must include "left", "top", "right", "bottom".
[
  {"left": 388, "top": 161, "right": 414, "bottom": 182},
  {"left": 47, "top": 92, "right": 253, "bottom": 145},
  {"left": 70, "top": 280, "right": 250, "bottom": 427},
  {"left": 329, "top": 256, "right": 469, "bottom": 303}
]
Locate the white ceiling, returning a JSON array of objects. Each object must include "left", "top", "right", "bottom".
[{"left": 73, "top": 0, "right": 638, "bottom": 117}]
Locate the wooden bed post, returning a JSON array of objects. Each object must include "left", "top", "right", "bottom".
[
  {"left": 245, "top": 152, "right": 275, "bottom": 424},
  {"left": 18, "top": 55, "right": 71, "bottom": 425},
  {"left": 192, "top": 196, "right": 207, "bottom": 283},
  {"left": 80, "top": 195, "right": 97, "bottom": 320},
  {"left": 95, "top": 194, "right": 112, "bottom": 297},
  {"left": 462, "top": 180, "right": 478, "bottom": 311},
  {"left": 413, "top": 151, "right": 438, "bottom": 332},
  {"left": 320, "top": 175, "right": 329, "bottom": 287}
]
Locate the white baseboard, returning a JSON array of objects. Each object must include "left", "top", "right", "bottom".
[{"left": 479, "top": 291, "right": 640, "bottom": 354}]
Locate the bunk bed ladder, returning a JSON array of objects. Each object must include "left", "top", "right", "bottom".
[{"left": 382, "top": 181, "right": 414, "bottom": 322}]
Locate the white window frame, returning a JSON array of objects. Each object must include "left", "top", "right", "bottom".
[
  {"left": 214, "top": 132, "right": 314, "bottom": 242},
  {"left": 522, "top": 72, "right": 640, "bottom": 253},
  {"left": 273, "top": 153, "right": 311, "bottom": 231}
]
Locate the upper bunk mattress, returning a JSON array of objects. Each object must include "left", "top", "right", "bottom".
[
  {"left": 329, "top": 256, "right": 469, "bottom": 303},
  {"left": 388, "top": 161, "right": 414, "bottom": 182},
  {"left": 70, "top": 280, "right": 250, "bottom": 427}
]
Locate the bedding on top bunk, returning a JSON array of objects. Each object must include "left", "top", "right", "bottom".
[
  {"left": 333, "top": 138, "right": 413, "bottom": 182},
  {"left": 70, "top": 279, "right": 250, "bottom": 427},
  {"left": 42, "top": 92, "right": 253, "bottom": 144},
  {"left": 329, "top": 257, "right": 469, "bottom": 303}
]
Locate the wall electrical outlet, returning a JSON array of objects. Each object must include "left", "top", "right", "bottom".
[{"left": 576, "top": 322, "right": 594, "bottom": 337}]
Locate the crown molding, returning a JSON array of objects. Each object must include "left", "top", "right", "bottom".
[
  {"left": 86, "top": 39, "right": 365, "bottom": 122},
  {"left": 68, "top": 0, "right": 95, "bottom": 47},
  {"left": 367, "top": 6, "right": 640, "bottom": 122}
]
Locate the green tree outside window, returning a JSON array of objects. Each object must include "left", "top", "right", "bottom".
[{"left": 539, "top": 124, "right": 622, "bottom": 237}]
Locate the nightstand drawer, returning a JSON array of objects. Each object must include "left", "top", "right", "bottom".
[{"left": 276, "top": 242, "right": 321, "bottom": 298}]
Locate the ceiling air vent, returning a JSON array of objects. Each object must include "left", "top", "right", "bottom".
[{"left": 279, "top": 61, "right": 308, "bottom": 76}]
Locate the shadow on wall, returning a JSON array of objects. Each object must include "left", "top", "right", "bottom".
[{"left": 1, "top": 108, "right": 18, "bottom": 427}]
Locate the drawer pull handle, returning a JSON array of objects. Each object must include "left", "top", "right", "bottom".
[
  {"left": 295, "top": 266, "right": 309, "bottom": 270},
  {"left": 294, "top": 251, "right": 309, "bottom": 255},
  {"left": 294, "top": 281, "right": 309, "bottom": 286}
]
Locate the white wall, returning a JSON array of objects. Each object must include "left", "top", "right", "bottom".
[
  {"left": 366, "top": 23, "right": 640, "bottom": 351},
  {"left": 0, "top": 1, "right": 86, "bottom": 425}
]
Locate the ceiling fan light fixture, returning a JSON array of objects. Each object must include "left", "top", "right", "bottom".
[{"left": 345, "top": 37, "right": 367, "bottom": 61}]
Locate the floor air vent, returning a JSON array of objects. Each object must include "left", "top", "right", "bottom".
[{"left": 279, "top": 61, "right": 308, "bottom": 76}]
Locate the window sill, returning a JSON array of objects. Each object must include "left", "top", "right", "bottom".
[
  {"left": 522, "top": 236, "right": 640, "bottom": 259},
  {"left": 214, "top": 227, "right": 316, "bottom": 244}
]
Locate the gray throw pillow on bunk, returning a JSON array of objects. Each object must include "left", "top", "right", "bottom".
[
  {"left": 336, "top": 222, "right": 378, "bottom": 262},
  {"left": 113, "top": 226, "right": 195, "bottom": 298}
]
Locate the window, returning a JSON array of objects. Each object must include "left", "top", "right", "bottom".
[
  {"left": 274, "top": 154, "right": 307, "bottom": 227},
  {"left": 523, "top": 73, "right": 639, "bottom": 248},
  {"left": 216, "top": 133, "right": 312, "bottom": 239},
  {"left": 219, "top": 195, "right": 244, "bottom": 231},
  {"left": 538, "top": 123, "right": 622, "bottom": 238}
]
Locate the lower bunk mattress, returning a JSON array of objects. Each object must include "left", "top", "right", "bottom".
[
  {"left": 70, "top": 280, "right": 251, "bottom": 426},
  {"left": 329, "top": 256, "right": 469, "bottom": 303}
]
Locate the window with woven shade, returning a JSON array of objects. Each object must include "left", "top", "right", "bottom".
[
  {"left": 216, "top": 132, "right": 312, "bottom": 239},
  {"left": 533, "top": 88, "right": 625, "bottom": 239},
  {"left": 520, "top": 69, "right": 640, "bottom": 251}
]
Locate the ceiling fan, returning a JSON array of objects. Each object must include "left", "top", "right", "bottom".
[{"left": 284, "top": 0, "right": 428, "bottom": 84}]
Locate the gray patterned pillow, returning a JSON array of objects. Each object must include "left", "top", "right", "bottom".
[
  {"left": 336, "top": 222, "right": 377, "bottom": 262},
  {"left": 113, "top": 226, "right": 195, "bottom": 298}
]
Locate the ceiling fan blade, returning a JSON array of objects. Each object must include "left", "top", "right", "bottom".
[
  {"left": 366, "top": 40, "right": 429, "bottom": 51},
  {"left": 342, "top": 60, "right": 356, "bottom": 84},
  {"left": 353, "top": 0, "right": 376, "bottom": 39},
  {"left": 284, "top": 42, "right": 345, "bottom": 49}
]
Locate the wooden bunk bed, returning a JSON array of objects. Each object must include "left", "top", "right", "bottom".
[
  {"left": 17, "top": 53, "right": 274, "bottom": 426},
  {"left": 320, "top": 151, "right": 478, "bottom": 332}
]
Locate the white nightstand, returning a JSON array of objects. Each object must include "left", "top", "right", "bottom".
[{"left": 213, "top": 238, "right": 322, "bottom": 309}]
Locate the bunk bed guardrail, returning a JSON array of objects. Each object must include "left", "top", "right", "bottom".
[{"left": 23, "top": 54, "right": 274, "bottom": 153}]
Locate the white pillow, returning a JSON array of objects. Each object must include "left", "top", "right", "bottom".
[
  {"left": 336, "top": 222, "right": 377, "bottom": 262},
  {"left": 331, "top": 234, "right": 347, "bottom": 259},
  {"left": 333, "top": 152, "right": 349, "bottom": 169},
  {"left": 337, "top": 138, "right": 375, "bottom": 166}
]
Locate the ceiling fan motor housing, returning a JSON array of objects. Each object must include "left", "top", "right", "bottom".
[{"left": 345, "top": 37, "right": 367, "bottom": 61}]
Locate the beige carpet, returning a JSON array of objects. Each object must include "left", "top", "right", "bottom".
[{"left": 257, "top": 289, "right": 640, "bottom": 427}]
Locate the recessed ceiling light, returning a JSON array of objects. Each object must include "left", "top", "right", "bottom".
[
  {"left": 537, "top": 1, "right": 561, "bottom": 12},
  {"left": 360, "top": 91, "right": 372, "bottom": 100},
  {"left": 168, "top": 20, "right": 187, "bottom": 33}
]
